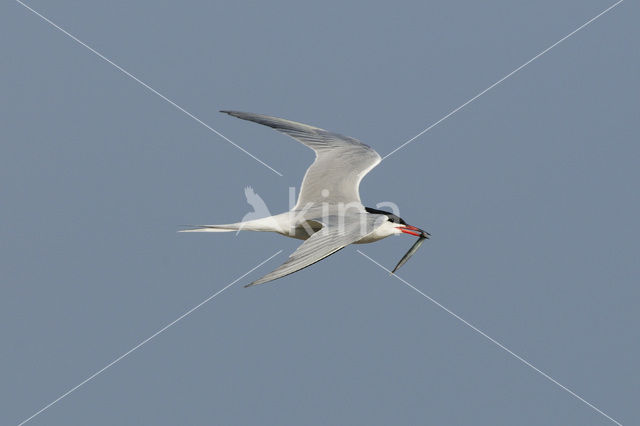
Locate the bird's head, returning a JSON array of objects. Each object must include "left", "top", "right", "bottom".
[{"left": 365, "top": 207, "right": 430, "bottom": 238}]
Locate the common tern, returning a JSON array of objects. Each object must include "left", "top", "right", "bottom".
[{"left": 181, "top": 111, "right": 429, "bottom": 286}]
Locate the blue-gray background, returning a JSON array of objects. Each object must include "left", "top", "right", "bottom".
[{"left": 2, "top": 1, "right": 638, "bottom": 425}]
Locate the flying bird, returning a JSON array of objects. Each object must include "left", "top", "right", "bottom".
[{"left": 181, "top": 111, "right": 429, "bottom": 287}]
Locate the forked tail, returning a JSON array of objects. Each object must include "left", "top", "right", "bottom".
[
  {"left": 178, "top": 224, "right": 239, "bottom": 233},
  {"left": 179, "top": 216, "right": 283, "bottom": 233}
]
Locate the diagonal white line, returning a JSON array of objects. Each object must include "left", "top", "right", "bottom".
[
  {"left": 15, "top": 0, "right": 283, "bottom": 177},
  {"left": 17, "top": 250, "right": 283, "bottom": 426},
  {"left": 357, "top": 250, "right": 622, "bottom": 426},
  {"left": 382, "top": 0, "right": 624, "bottom": 161}
]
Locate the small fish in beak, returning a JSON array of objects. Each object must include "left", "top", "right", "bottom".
[{"left": 392, "top": 227, "right": 430, "bottom": 273}]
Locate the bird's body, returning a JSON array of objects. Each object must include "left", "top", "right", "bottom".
[
  {"left": 182, "top": 208, "right": 401, "bottom": 242},
  {"left": 181, "top": 111, "right": 429, "bottom": 286}
]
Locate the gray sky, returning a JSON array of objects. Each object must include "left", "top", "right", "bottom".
[{"left": 2, "top": 1, "right": 638, "bottom": 425}]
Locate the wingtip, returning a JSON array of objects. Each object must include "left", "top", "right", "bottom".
[{"left": 244, "top": 277, "right": 269, "bottom": 287}]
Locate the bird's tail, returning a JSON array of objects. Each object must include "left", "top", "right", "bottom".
[
  {"left": 178, "top": 224, "right": 239, "bottom": 233},
  {"left": 178, "top": 216, "right": 282, "bottom": 233}
]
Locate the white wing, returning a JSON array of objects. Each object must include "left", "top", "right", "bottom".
[
  {"left": 222, "top": 111, "right": 381, "bottom": 208},
  {"left": 246, "top": 214, "right": 385, "bottom": 287}
]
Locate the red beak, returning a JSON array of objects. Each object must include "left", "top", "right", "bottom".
[{"left": 397, "top": 225, "right": 423, "bottom": 237}]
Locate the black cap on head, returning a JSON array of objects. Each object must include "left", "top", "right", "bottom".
[{"left": 365, "top": 207, "right": 407, "bottom": 225}]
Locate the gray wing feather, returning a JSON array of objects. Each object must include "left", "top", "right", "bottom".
[
  {"left": 246, "top": 214, "right": 385, "bottom": 287},
  {"left": 222, "top": 111, "right": 381, "bottom": 208}
]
